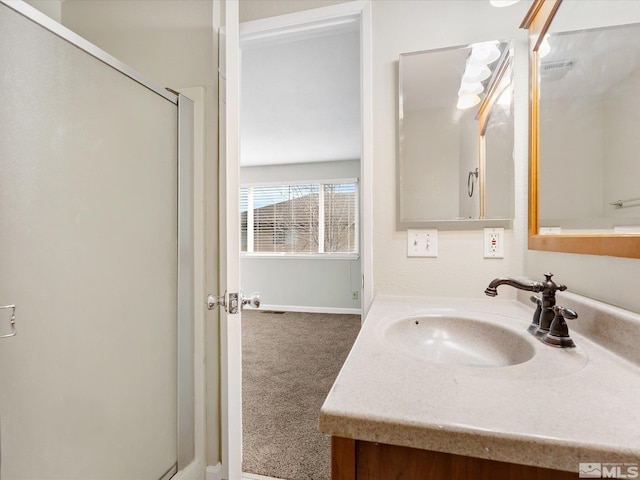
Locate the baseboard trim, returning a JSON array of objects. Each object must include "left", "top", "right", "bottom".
[
  {"left": 170, "top": 460, "right": 205, "bottom": 480},
  {"left": 205, "top": 463, "right": 222, "bottom": 480},
  {"left": 242, "top": 473, "right": 282, "bottom": 480},
  {"left": 254, "top": 304, "right": 362, "bottom": 315}
]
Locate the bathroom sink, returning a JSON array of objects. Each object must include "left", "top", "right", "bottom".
[{"left": 383, "top": 314, "right": 535, "bottom": 368}]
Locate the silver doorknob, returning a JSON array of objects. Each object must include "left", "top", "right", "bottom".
[
  {"left": 206, "top": 294, "right": 225, "bottom": 310},
  {"left": 206, "top": 292, "right": 240, "bottom": 314},
  {"left": 241, "top": 292, "right": 261, "bottom": 309}
]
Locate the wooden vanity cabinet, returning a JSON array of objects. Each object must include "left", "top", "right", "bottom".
[{"left": 331, "top": 436, "right": 576, "bottom": 480}]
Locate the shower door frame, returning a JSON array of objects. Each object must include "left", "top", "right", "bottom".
[{"left": 0, "top": 1, "right": 196, "bottom": 476}]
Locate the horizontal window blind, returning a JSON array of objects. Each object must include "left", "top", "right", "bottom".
[{"left": 241, "top": 181, "right": 358, "bottom": 255}]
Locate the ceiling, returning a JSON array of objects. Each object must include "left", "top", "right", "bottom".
[{"left": 240, "top": 25, "right": 360, "bottom": 167}]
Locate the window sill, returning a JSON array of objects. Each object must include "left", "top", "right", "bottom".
[{"left": 241, "top": 253, "right": 360, "bottom": 260}]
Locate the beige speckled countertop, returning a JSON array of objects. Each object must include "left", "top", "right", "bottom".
[{"left": 319, "top": 295, "right": 640, "bottom": 472}]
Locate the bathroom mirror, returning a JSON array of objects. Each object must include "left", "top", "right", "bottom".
[
  {"left": 397, "top": 41, "right": 514, "bottom": 230},
  {"left": 524, "top": 0, "right": 640, "bottom": 257}
]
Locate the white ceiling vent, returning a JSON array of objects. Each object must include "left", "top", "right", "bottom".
[{"left": 540, "top": 59, "right": 575, "bottom": 81}]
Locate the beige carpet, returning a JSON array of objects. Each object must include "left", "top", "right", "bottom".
[{"left": 242, "top": 310, "right": 361, "bottom": 480}]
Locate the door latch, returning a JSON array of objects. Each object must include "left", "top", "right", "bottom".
[
  {"left": 206, "top": 292, "right": 260, "bottom": 314},
  {"left": 206, "top": 292, "right": 238, "bottom": 314}
]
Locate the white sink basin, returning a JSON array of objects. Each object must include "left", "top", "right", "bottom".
[{"left": 383, "top": 314, "right": 535, "bottom": 368}]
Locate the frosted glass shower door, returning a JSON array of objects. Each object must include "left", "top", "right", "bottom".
[{"left": 0, "top": 4, "right": 179, "bottom": 479}]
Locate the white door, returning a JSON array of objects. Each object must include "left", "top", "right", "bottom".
[
  {"left": 217, "top": 1, "right": 372, "bottom": 478},
  {"left": 218, "top": 2, "right": 243, "bottom": 479},
  {"left": 218, "top": 1, "right": 372, "bottom": 478}
]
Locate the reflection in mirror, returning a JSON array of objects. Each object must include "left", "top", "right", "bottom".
[
  {"left": 539, "top": 22, "right": 640, "bottom": 234},
  {"left": 398, "top": 41, "right": 514, "bottom": 229}
]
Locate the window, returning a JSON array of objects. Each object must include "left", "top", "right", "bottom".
[{"left": 241, "top": 181, "right": 359, "bottom": 255}]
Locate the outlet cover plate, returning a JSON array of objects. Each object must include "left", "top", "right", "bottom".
[
  {"left": 407, "top": 229, "right": 438, "bottom": 257},
  {"left": 484, "top": 227, "right": 504, "bottom": 258}
]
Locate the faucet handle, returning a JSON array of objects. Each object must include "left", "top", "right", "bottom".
[
  {"left": 543, "top": 272, "right": 567, "bottom": 293},
  {"left": 555, "top": 306, "right": 577, "bottom": 320},
  {"left": 527, "top": 296, "right": 543, "bottom": 334},
  {"left": 542, "top": 305, "right": 578, "bottom": 348}
]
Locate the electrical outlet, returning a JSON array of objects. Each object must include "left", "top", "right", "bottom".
[
  {"left": 484, "top": 228, "right": 504, "bottom": 258},
  {"left": 407, "top": 229, "right": 438, "bottom": 257},
  {"left": 352, "top": 291, "right": 359, "bottom": 300}
]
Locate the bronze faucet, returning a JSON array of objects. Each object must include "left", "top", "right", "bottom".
[{"left": 485, "top": 273, "right": 578, "bottom": 348}]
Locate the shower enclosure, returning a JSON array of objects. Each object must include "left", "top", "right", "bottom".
[{"left": 0, "top": 2, "right": 194, "bottom": 478}]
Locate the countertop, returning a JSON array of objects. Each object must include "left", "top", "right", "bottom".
[{"left": 319, "top": 295, "right": 640, "bottom": 472}]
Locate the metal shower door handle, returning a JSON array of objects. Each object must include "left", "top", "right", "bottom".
[{"left": 0, "top": 305, "right": 17, "bottom": 339}]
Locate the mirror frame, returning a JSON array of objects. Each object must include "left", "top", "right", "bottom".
[{"left": 522, "top": 0, "right": 640, "bottom": 258}]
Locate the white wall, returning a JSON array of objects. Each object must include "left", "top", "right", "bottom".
[
  {"left": 371, "top": 0, "right": 530, "bottom": 300},
  {"left": 242, "top": 257, "right": 361, "bottom": 311},
  {"left": 241, "top": 160, "right": 361, "bottom": 312},
  {"left": 241, "top": 159, "right": 358, "bottom": 184},
  {"left": 58, "top": 0, "right": 221, "bottom": 467},
  {"left": 240, "top": 0, "right": 348, "bottom": 22}
]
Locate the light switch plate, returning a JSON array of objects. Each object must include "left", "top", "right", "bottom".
[
  {"left": 407, "top": 229, "right": 438, "bottom": 257},
  {"left": 484, "top": 227, "right": 504, "bottom": 258}
]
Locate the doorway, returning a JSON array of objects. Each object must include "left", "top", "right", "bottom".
[
  {"left": 235, "top": 2, "right": 372, "bottom": 479},
  {"left": 218, "top": 2, "right": 372, "bottom": 477}
]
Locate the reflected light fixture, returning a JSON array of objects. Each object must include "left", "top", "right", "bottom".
[
  {"left": 490, "top": 0, "right": 521, "bottom": 6},
  {"left": 497, "top": 88, "right": 512, "bottom": 107},
  {"left": 538, "top": 35, "right": 551, "bottom": 58},
  {"left": 457, "top": 93, "right": 481, "bottom": 110},
  {"left": 462, "top": 63, "right": 491, "bottom": 83},
  {"left": 469, "top": 41, "right": 501, "bottom": 65},
  {"left": 458, "top": 80, "right": 484, "bottom": 96}
]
